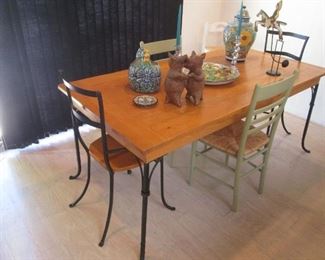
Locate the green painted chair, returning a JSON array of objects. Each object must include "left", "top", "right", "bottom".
[
  {"left": 142, "top": 38, "right": 177, "bottom": 56},
  {"left": 188, "top": 70, "right": 299, "bottom": 212}
]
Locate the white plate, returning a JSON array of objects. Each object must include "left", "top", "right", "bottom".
[
  {"left": 133, "top": 95, "right": 158, "bottom": 107},
  {"left": 205, "top": 79, "right": 239, "bottom": 85},
  {"left": 203, "top": 62, "right": 240, "bottom": 85}
]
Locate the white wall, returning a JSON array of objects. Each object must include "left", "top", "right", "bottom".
[
  {"left": 183, "top": 0, "right": 325, "bottom": 126},
  {"left": 182, "top": 0, "right": 224, "bottom": 54}
]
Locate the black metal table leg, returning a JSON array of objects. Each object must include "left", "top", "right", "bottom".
[
  {"left": 160, "top": 158, "right": 176, "bottom": 211},
  {"left": 138, "top": 157, "right": 175, "bottom": 259},
  {"left": 281, "top": 112, "right": 291, "bottom": 135},
  {"left": 140, "top": 163, "right": 150, "bottom": 260},
  {"left": 301, "top": 84, "right": 319, "bottom": 153}
]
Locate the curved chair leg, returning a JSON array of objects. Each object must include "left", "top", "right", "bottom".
[
  {"left": 188, "top": 141, "right": 198, "bottom": 185},
  {"left": 99, "top": 173, "right": 115, "bottom": 247},
  {"left": 258, "top": 149, "right": 271, "bottom": 194},
  {"left": 281, "top": 112, "right": 291, "bottom": 135},
  {"left": 160, "top": 158, "right": 176, "bottom": 211},
  {"left": 70, "top": 116, "right": 82, "bottom": 180},
  {"left": 225, "top": 154, "right": 229, "bottom": 166},
  {"left": 258, "top": 155, "right": 267, "bottom": 194},
  {"left": 301, "top": 85, "right": 319, "bottom": 153},
  {"left": 70, "top": 130, "right": 82, "bottom": 180},
  {"left": 258, "top": 166, "right": 267, "bottom": 195},
  {"left": 232, "top": 160, "right": 242, "bottom": 212},
  {"left": 167, "top": 152, "right": 175, "bottom": 168},
  {"left": 69, "top": 149, "right": 91, "bottom": 207}
]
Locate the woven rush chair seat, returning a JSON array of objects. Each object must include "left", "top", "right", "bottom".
[{"left": 201, "top": 120, "right": 269, "bottom": 156}]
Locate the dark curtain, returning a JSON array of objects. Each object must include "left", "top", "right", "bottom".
[{"left": 0, "top": 0, "right": 182, "bottom": 149}]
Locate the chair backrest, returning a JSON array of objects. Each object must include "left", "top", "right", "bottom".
[
  {"left": 142, "top": 38, "right": 177, "bottom": 55},
  {"left": 238, "top": 70, "right": 299, "bottom": 158},
  {"left": 62, "top": 79, "right": 112, "bottom": 170},
  {"left": 201, "top": 21, "right": 227, "bottom": 53},
  {"left": 264, "top": 30, "right": 309, "bottom": 61}
]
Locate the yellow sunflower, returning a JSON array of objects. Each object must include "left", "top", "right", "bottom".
[{"left": 240, "top": 31, "right": 253, "bottom": 46}]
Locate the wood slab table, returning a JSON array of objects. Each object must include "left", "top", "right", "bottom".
[{"left": 59, "top": 48, "right": 325, "bottom": 259}]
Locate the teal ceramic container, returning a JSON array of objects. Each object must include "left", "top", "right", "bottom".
[{"left": 128, "top": 42, "right": 161, "bottom": 93}]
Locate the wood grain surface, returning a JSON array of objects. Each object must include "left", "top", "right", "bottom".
[{"left": 58, "top": 48, "right": 325, "bottom": 163}]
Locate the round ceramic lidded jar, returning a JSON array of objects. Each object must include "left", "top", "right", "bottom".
[
  {"left": 128, "top": 42, "right": 161, "bottom": 93},
  {"left": 223, "top": 6, "right": 256, "bottom": 61}
]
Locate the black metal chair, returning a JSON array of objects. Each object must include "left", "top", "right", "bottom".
[
  {"left": 264, "top": 30, "right": 309, "bottom": 135},
  {"left": 62, "top": 79, "right": 175, "bottom": 247},
  {"left": 265, "top": 30, "right": 309, "bottom": 61}
]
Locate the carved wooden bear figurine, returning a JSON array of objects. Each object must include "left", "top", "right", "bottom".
[
  {"left": 185, "top": 51, "right": 206, "bottom": 105},
  {"left": 164, "top": 53, "right": 188, "bottom": 107}
]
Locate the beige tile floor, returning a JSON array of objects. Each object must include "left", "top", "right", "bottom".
[{"left": 0, "top": 113, "right": 324, "bottom": 260}]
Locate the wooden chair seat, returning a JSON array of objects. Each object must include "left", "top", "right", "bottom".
[
  {"left": 89, "top": 135, "right": 140, "bottom": 172},
  {"left": 201, "top": 120, "right": 269, "bottom": 156}
]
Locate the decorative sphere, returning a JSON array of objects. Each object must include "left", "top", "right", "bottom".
[{"left": 282, "top": 59, "right": 289, "bottom": 68}]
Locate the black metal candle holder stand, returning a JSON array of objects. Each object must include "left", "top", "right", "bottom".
[{"left": 266, "top": 32, "right": 284, "bottom": 77}]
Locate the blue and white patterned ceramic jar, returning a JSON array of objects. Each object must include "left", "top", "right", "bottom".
[{"left": 128, "top": 42, "right": 161, "bottom": 93}]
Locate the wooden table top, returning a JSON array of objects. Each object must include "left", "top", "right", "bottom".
[{"left": 58, "top": 48, "right": 325, "bottom": 163}]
